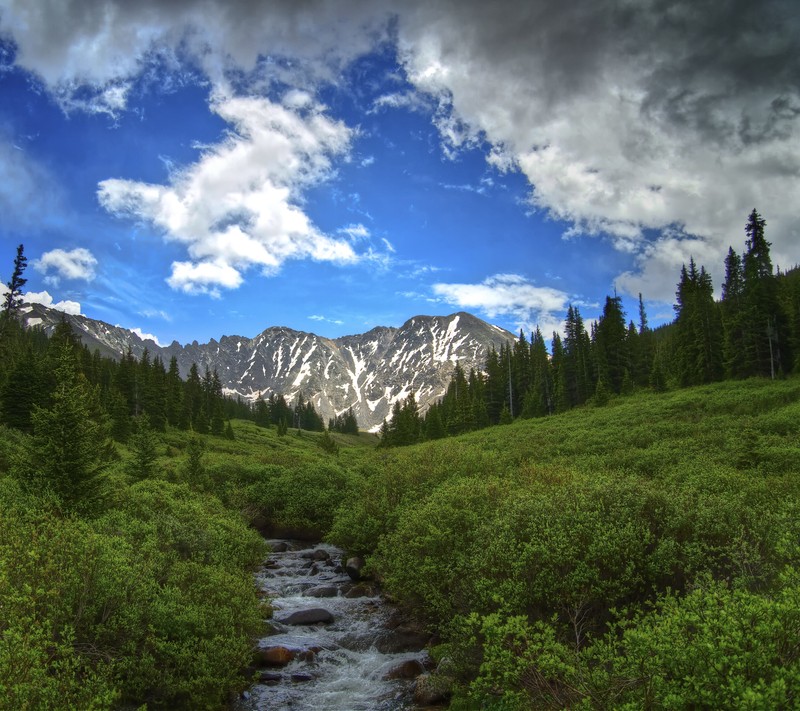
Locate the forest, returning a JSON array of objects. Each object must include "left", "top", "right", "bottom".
[{"left": 0, "top": 210, "right": 797, "bottom": 709}]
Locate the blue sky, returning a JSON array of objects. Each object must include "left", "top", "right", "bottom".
[{"left": 1, "top": 1, "right": 798, "bottom": 346}]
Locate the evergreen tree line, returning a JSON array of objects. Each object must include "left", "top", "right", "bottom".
[
  {"left": 380, "top": 209, "right": 800, "bottom": 445},
  {"left": 252, "top": 391, "right": 329, "bottom": 434},
  {"left": 0, "top": 316, "right": 246, "bottom": 442},
  {"left": 1, "top": 244, "right": 337, "bottom": 441},
  {"left": 328, "top": 407, "right": 359, "bottom": 435}
]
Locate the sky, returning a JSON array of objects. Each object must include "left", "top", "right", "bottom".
[{"left": 0, "top": 0, "right": 798, "bottom": 347}]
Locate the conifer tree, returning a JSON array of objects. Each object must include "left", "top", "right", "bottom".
[
  {"left": 483, "top": 346, "right": 507, "bottom": 424},
  {"left": 423, "top": 402, "right": 446, "bottom": 440},
  {"left": 563, "top": 305, "right": 592, "bottom": 406},
  {"left": 721, "top": 246, "right": 747, "bottom": 378},
  {"left": 551, "top": 333, "right": 570, "bottom": 413},
  {"left": 15, "top": 341, "right": 114, "bottom": 514},
  {"left": 593, "top": 295, "right": 629, "bottom": 393},
  {"left": 2, "top": 243, "right": 27, "bottom": 317},
  {"left": 674, "top": 259, "right": 723, "bottom": 385},
  {"left": 165, "top": 356, "right": 183, "bottom": 427},
  {"left": 741, "top": 209, "right": 789, "bottom": 377},
  {"left": 209, "top": 369, "right": 225, "bottom": 435},
  {"left": 126, "top": 414, "right": 159, "bottom": 481}
]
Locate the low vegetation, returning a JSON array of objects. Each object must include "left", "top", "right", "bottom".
[
  {"left": 329, "top": 378, "right": 800, "bottom": 708},
  {"left": 1, "top": 224, "right": 799, "bottom": 708}
]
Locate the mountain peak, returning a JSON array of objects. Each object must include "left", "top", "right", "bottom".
[{"left": 19, "top": 303, "right": 515, "bottom": 431}]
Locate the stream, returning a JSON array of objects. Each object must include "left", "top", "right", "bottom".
[{"left": 235, "top": 540, "right": 433, "bottom": 711}]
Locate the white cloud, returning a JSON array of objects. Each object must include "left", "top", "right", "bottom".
[
  {"left": 395, "top": 0, "right": 800, "bottom": 302},
  {"left": 23, "top": 290, "right": 82, "bottom": 315},
  {"left": 4, "top": 0, "right": 799, "bottom": 306},
  {"left": 309, "top": 314, "right": 344, "bottom": 325},
  {"left": 432, "top": 273, "right": 570, "bottom": 335},
  {"left": 128, "top": 326, "right": 162, "bottom": 346},
  {"left": 338, "top": 223, "right": 370, "bottom": 240},
  {"left": 369, "top": 90, "right": 434, "bottom": 115},
  {"left": 99, "top": 92, "right": 361, "bottom": 294},
  {"left": 138, "top": 307, "right": 172, "bottom": 321},
  {"left": 0, "top": 0, "right": 390, "bottom": 110},
  {"left": 33, "top": 247, "right": 98, "bottom": 285}
]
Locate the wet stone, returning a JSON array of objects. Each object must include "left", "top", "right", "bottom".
[
  {"left": 280, "top": 608, "right": 334, "bottom": 625},
  {"left": 291, "top": 672, "right": 315, "bottom": 683}
]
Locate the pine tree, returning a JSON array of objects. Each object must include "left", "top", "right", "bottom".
[
  {"left": 0, "top": 344, "right": 49, "bottom": 432},
  {"left": 631, "top": 297, "right": 651, "bottom": 388},
  {"left": 209, "top": 369, "right": 225, "bottom": 435},
  {"left": 721, "top": 246, "right": 747, "bottom": 378},
  {"left": 15, "top": 341, "right": 114, "bottom": 514},
  {"left": 674, "top": 259, "right": 724, "bottom": 385},
  {"left": 563, "top": 306, "right": 592, "bottom": 406},
  {"left": 423, "top": 403, "right": 446, "bottom": 440},
  {"left": 183, "top": 436, "right": 206, "bottom": 481},
  {"left": 551, "top": 333, "right": 570, "bottom": 413},
  {"left": 593, "top": 295, "right": 629, "bottom": 393},
  {"left": 165, "top": 356, "right": 183, "bottom": 427},
  {"left": 741, "top": 209, "right": 789, "bottom": 377},
  {"left": 2, "top": 244, "right": 27, "bottom": 317},
  {"left": 483, "top": 346, "right": 507, "bottom": 424},
  {"left": 126, "top": 414, "right": 160, "bottom": 481}
]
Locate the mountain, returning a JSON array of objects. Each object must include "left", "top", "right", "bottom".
[{"left": 18, "top": 303, "right": 516, "bottom": 431}]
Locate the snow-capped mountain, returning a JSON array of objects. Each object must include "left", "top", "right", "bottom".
[{"left": 18, "top": 303, "right": 515, "bottom": 430}]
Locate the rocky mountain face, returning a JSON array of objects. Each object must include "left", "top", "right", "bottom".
[{"left": 19, "top": 303, "right": 515, "bottom": 431}]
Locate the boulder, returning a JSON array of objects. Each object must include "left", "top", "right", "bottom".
[
  {"left": 344, "top": 581, "right": 379, "bottom": 598},
  {"left": 281, "top": 608, "right": 334, "bottom": 625},
  {"left": 413, "top": 673, "right": 453, "bottom": 706},
  {"left": 291, "top": 672, "right": 315, "bottom": 683},
  {"left": 384, "top": 658, "right": 426, "bottom": 680},
  {"left": 305, "top": 585, "right": 338, "bottom": 598},
  {"left": 258, "top": 671, "right": 282, "bottom": 685},
  {"left": 257, "top": 645, "right": 295, "bottom": 667},
  {"left": 345, "top": 556, "right": 365, "bottom": 581}
]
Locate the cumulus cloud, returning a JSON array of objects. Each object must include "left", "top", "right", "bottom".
[
  {"left": 432, "top": 274, "right": 570, "bottom": 335},
  {"left": 23, "top": 289, "right": 82, "bottom": 315},
  {"left": 33, "top": 247, "right": 98, "bottom": 285},
  {"left": 0, "top": 0, "right": 390, "bottom": 110},
  {"left": 128, "top": 326, "right": 162, "bottom": 346},
  {"left": 99, "top": 92, "right": 361, "bottom": 294},
  {"left": 4, "top": 0, "right": 799, "bottom": 304},
  {"left": 396, "top": 0, "right": 800, "bottom": 300}
]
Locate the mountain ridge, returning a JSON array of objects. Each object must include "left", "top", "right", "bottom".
[{"left": 18, "top": 303, "right": 515, "bottom": 431}]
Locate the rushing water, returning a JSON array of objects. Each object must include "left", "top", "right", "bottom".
[{"left": 236, "top": 540, "right": 431, "bottom": 711}]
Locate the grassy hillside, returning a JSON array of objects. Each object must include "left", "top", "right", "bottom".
[
  {"left": 327, "top": 377, "right": 800, "bottom": 709},
  {"left": 1, "top": 377, "right": 798, "bottom": 708}
]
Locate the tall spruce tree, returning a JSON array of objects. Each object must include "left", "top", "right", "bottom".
[
  {"left": 721, "top": 246, "right": 747, "bottom": 378},
  {"left": 15, "top": 341, "right": 114, "bottom": 514},
  {"left": 2, "top": 244, "right": 28, "bottom": 317},
  {"left": 674, "top": 259, "right": 723, "bottom": 385},
  {"left": 741, "top": 209, "right": 788, "bottom": 377},
  {"left": 593, "top": 295, "right": 628, "bottom": 393}
]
